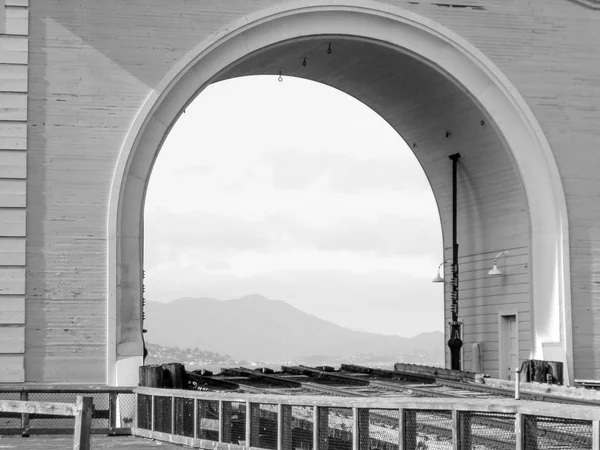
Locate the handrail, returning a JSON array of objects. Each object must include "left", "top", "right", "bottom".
[
  {"left": 0, "top": 396, "right": 93, "bottom": 450},
  {"left": 0, "top": 385, "right": 136, "bottom": 393},
  {"left": 134, "top": 386, "right": 600, "bottom": 421}
]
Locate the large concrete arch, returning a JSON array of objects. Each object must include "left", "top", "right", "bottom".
[{"left": 108, "top": 1, "right": 572, "bottom": 385}]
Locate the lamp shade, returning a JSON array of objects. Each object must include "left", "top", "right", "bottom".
[
  {"left": 432, "top": 273, "right": 445, "bottom": 283},
  {"left": 488, "top": 263, "right": 503, "bottom": 276}
]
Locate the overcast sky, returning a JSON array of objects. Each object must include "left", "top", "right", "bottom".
[{"left": 144, "top": 75, "right": 444, "bottom": 337}]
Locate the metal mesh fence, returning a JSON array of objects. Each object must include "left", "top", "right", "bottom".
[
  {"left": 460, "top": 412, "right": 515, "bottom": 450},
  {"left": 0, "top": 392, "right": 21, "bottom": 430},
  {"left": 227, "top": 401, "right": 247, "bottom": 445},
  {"left": 174, "top": 397, "right": 195, "bottom": 437},
  {"left": 153, "top": 395, "right": 172, "bottom": 433},
  {"left": 0, "top": 390, "right": 135, "bottom": 433},
  {"left": 198, "top": 399, "right": 219, "bottom": 441},
  {"left": 524, "top": 415, "right": 593, "bottom": 450},
  {"left": 328, "top": 407, "right": 353, "bottom": 450},
  {"left": 292, "top": 405, "right": 314, "bottom": 450},
  {"left": 370, "top": 409, "right": 400, "bottom": 450},
  {"left": 258, "top": 403, "right": 278, "bottom": 450},
  {"left": 137, "top": 394, "right": 152, "bottom": 430},
  {"left": 116, "top": 393, "right": 136, "bottom": 428},
  {"left": 405, "top": 410, "right": 453, "bottom": 450}
]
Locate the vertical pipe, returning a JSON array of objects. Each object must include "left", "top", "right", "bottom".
[
  {"left": 171, "top": 396, "right": 175, "bottom": 435},
  {"left": 193, "top": 398, "right": 198, "bottom": 440},
  {"left": 448, "top": 153, "right": 462, "bottom": 370},
  {"left": 20, "top": 391, "right": 29, "bottom": 437}
]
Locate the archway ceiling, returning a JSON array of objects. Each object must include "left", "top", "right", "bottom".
[{"left": 213, "top": 37, "right": 519, "bottom": 221}]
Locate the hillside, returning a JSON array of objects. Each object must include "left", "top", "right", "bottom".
[{"left": 145, "top": 295, "right": 444, "bottom": 363}]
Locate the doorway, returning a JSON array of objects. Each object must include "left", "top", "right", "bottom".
[{"left": 500, "top": 314, "right": 518, "bottom": 380}]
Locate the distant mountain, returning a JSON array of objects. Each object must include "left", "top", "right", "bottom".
[{"left": 144, "top": 295, "right": 444, "bottom": 363}]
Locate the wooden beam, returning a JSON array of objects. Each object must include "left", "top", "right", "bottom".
[
  {"left": 314, "top": 406, "right": 329, "bottom": 450},
  {"left": 0, "top": 399, "right": 78, "bottom": 416},
  {"left": 219, "top": 401, "right": 232, "bottom": 443},
  {"left": 73, "top": 396, "right": 93, "bottom": 450},
  {"left": 20, "top": 391, "right": 29, "bottom": 437},
  {"left": 278, "top": 404, "right": 292, "bottom": 450},
  {"left": 352, "top": 408, "right": 369, "bottom": 450},
  {"left": 246, "top": 402, "right": 260, "bottom": 447}
]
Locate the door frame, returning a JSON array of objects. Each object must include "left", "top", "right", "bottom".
[{"left": 498, "top": 310, "right": 520, "bottom": 380}]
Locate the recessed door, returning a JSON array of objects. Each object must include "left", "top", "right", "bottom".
[{"left": 500, "top": 315, "right": 518, "bottom": 380}]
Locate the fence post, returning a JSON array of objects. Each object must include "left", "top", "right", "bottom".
[
  {"left": 73, "top": 396, "right": 93, "bottom": 450},
  {"left": 278, "top": 404, "right": 292, "bottom": 450},
  {"left": 593, "top": 420, "right": 599, "bottom": 450},
  {"left": 108, "top": 392, "right": 117, "bottom": 435},
  {"left": 20, "top": 391, "right": 29, "bottom": 437},
  {"left": 134, "top": 393, "right": 138, "bottom": 429},
  {"left": 220, "top": 400, "right": 232, "bottom": 443},
  {"left": 171, "top": 396, "right": 175, "bottom": 434},
  {"left": 454, "top": 411, "right": 471, "bottom": 450},
  {"left": 151, "top": 395, "right": 155, "bottom": 432},
  {"left": 314, "top": 406, "right": 329, "bottom": 450},
  {"left": 193, "top": 398, "right": 198, "bottom": 439},
  {"left": 401, "top": 409, "right": 416, "bottom": 450},
  {"left": 515, "top": 413, "right": 524, "bottom": 450},
  {"left": 352, "top": 408, "right": 369, "bottom": 450},
  {"left": 246, "top": 402, "right": 260, "bottom": 447}
]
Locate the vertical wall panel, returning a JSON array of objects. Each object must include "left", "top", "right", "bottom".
[{"left": 0, "top": 0, "right": 27, "bottom": 383}]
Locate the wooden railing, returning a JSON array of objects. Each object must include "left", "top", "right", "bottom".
[
  {"left": 133, "top": 387, "right": 600, "bottom": 450},
  {"left": 0, "top": 386, "right": 135, "bottom": 436},
  {"left": 0, "top": 395, "right": 93, "bottom": 449}
]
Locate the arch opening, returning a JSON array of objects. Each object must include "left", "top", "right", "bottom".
[
  {"left": 108, "top": 2, "right": 571, "bottom": 386},
  {"left": 142, "top": 75, "right": 446, "bottom": 368}
]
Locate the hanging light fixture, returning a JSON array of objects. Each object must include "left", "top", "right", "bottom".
[
  {"left": 432, "top": 261, "right": 446, "bottom": 283},
  {"left": 488, "top": 251, "right": 508, "bottom": 276}
]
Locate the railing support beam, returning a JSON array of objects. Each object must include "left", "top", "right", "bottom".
[
  {"left": 73, "top": 396, "right": 93, "bottom": 450},
  {"left": 278, "top": 404, "right": 292, "bottom": 450},
  {"left": 314, "top": 406, "right": 329, "bottom": 450},
  {"left": 353, "top": 408, "right": 369, "bottom": 450}
]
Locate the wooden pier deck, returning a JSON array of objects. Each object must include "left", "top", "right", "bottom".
[{"left": 0, "top": 435, "right": 186, "bottom": 449}]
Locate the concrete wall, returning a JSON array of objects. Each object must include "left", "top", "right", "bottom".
[{"left": 0, "top": 0, "right": 595, "bottom": 383}]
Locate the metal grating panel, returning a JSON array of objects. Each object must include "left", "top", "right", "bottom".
[
  {"left": 198, "top": 400, "right": 219, "bottom": 441},
  {"left": 404, "top": 410, "right": 452, "bottom": 450},
  {"left": 153, "top": 396, "right": 172, "bottom": 434},
  {"left": 137, "top": 394, "right": 152, "bottom": 430},
  {"left": 228, "top": 401, "right": 247, "bottom": 445},
  {"left": 0, "top": 392, "right": 21, "bottom": 429},
  {"left": 174, "top": 397, "right": 195, "bottom": 437},
  {"left": 258, "top": 404, "right": 278, "bottom": 450},
  {"left": 524, "top": 415, "right": 593, "bottom": 450},
  {"left": 369, "top": 409, "right": 400, "bottom": 450},
  {"left": 460, "top": 411, "right": 515, "bottom": 450},
  {"left": 328, "top": 407, "right": 353, "bottom": 450},
  {"left": 292, "top": 405, "right": 314, "bottom": 450},
  {"left": 28, "top": 392, "right": 109, "bottom": 429}
]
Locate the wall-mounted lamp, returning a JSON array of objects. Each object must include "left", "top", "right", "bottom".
[
  {"left": 432, "top": 261, "right": 446, "bottom": 283},
  {"left": 488, "top": 251, "right": 508, "bottom": 276}
]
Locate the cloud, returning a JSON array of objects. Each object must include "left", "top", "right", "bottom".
[
  {"left": 264, "top": 150, "right": 430, "bottom": 193},
  {"left": 144, "top": 208, "right": 441, "bottom": 270}
]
